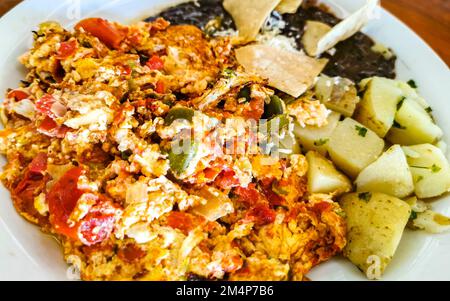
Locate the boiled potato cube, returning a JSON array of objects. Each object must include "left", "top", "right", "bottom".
[
  {"left": 328, "top": 118, "right": 385, "bottom": 178},
  {"left": 355, "top": 145, "right": 414, "bottom": 198},
  {"left": 387, "top": 98, "right": 443, "bottom": 145},
  {"left": 396, "top": 81, "right": 430, "bottom": 109},
  {"left": 293, "top": 111, "right": 340, "bottom": 156},
  {"left": 355, "top": 77, "right": 403, "bottom": 138},
  {"left": 306, "top": 151, "right": 352, "bottom": 195},
  {"left": 315, "top": 75, "right": 360, "bottom": 117},
  {"left": 402, "top": 144, "right": 450, "bottom": 198},
  {"left": 340, "top": 192, "right": 411, "bottom": 277}
]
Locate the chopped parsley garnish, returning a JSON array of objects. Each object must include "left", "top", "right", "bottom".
[
  {"left": 431, "top": 164, "right": 442, "bottom": 173},
  {"left": 392, "top": 120, "right": 406, "bottom": 130},
  {"left": 32, "top": 30, "right": 45, "bottom": 39},
  {"left": 410, "top": 164, "right": 441, "bottom": 173},
  {"left": 407, "top": 79, "right": 418, "bottom": 89},
  {"left": 425, "top": 106, "right": 434, "bottom": 120},
  {"left": 238, "top": 86, "right": 251, "bottom": 102},
  {"left": 393, "top": 120, "right": 406, "bottom": 130},
  {"left": 355, "top": 125, "right": 368, "bottom": 137},
  {"left": 314, "top": 138, "right": 329, "bottom": 146},
  {"left": 397, "top": 97, "right": 406, "bottom": 111},
  {"left": 410, "top": 211, "right": 418, "bottom": 220},
  {"left": 358, "top": 192, "right": 372, "bottom": 202},
  {"left": 223, "top": 68, "right": 236, "bottom": 78},
  {"left": 416, "top": 175, "right": 424, "bottom": 183},
  {"left": 121, "top": 150, "right": 133, "bottom": 160}
]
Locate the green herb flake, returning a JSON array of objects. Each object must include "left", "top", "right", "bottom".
[
  {"left": 425, "top": 107, "right": 433, "bottom": 113},
  {"left": 358, "top": 192, "right": 372, "bottom": 202},
  {"left": 397, "top": 97, "right": 406, "bottom": 111},
  {"left": 407, "top": 79, "right": 418, "bottom": 89},
  {"left": 121, "top": 150, "right": 133, "bottom": 160},
  {"left": 393, "top": 120, "right": 407, "bottom": 130},
  {"left": 431, "top": 164, "right": 442, "bottom": 173},
  {"left": 411, "top": 165, "right": 441, "bottom": 173},
  {"left": 223, "top": 68, "right": 236, "bottom": 78},
  {"left": 410, "top": 211, "right": 418, "bottom": 220},
  {"left": 355, "top": 125, "right": 368, "bottom": 137},
  {"left": 416, "top": 175, "right": 424, "bottom": 183},
  {"left": 237, "top": 86, "right": 251, "bottom": 102},
  {"left": 314, "top": 138, "right": 329, "bottom": 146},
  {"left": 410, "top": 165, "right": 429, "bottom": 170}
]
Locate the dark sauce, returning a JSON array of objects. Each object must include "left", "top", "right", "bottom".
[
  {"left": 147, "top": 0, "right": 396, "bottom": 83},
  {"left": 145, "top": 0, "right": 235, "bottom": 32}
]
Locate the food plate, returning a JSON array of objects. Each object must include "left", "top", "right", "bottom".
[{"left": 0, "top": 0, "right": 449, "bottom": 281}]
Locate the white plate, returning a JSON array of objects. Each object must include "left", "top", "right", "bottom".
[{"left": 0, "top": 0, "right": 449, "bottom": 281}]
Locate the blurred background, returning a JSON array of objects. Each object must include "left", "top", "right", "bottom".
[{"left": 0, "top": 0, "right": 448, "bottom": 65}]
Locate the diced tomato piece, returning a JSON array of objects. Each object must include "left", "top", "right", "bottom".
[
  {"left": 48, "top": 167, "right": 119, "bottom": 245},
  {"left": 117, "top": 244, "right": 146, "bottom": 263},
  {"left": 75, "top": 18, "right": 125, "bottom": 49},
  {"left": 15, "top": 153, "right": 47, "bottom": 193},
  {"left": 259, "top": 178, "right": 286, "bottom": 207},
  {"left": 155, "top": 80, "right": 165, "bottom": 94},
  {"left": 38, "top": 116, "right": 70, "bottom": 138},
  {"left": 233, "top": 183, "right": 261, "bottom": 206},
  {"left": 13, "top": 154, "right": 49, "bottom": 222},
  {"left": 215, "top": 169, "right": 240, "bottom": 190},
  {"left": 78, "top": 205, "right": 116, "bottom": 246},
  {"left": 28, "top": 153, "right": 48, "bottom": 175},
  {"left": 47, "top": 167, "right": 85, "bottom": 239},
  {"left": 120, "top": 64, "right": 132, "bottom": 76},
  {"left": 166, "top": 212, "right": 204, "bottom": 235},
  {"left": 312, "top": 202, "right": 332, "bottom": 214},
  {"left": 56, "top": 39, "right": 78, "bottom": 60},
  {"left": 36, "top": 94, "right": 55, "bottom": 117},
  {"left": 7, "top": 90, "right": 29, "bottom": 101},
  {"left": 243, "top": 97, "right": 264, "bottom": 120},
  {"left": 146, "top": 55, "right": 164, "bottom": 71},
  {"left": 245, "top": 204, "right": 276, "bottom": 226}
]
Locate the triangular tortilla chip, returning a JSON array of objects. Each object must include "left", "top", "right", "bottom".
[
  {"left": 302, "top": 21, "right": 332, "bottom": 56},
  {"left": 236, "top": 44, "right": 328, "bottom": 97},
  {"left": 276, "top": 0, "right": 303, "bottom": 14},
  {"left": 223, "top": 0, "right": 281, "bottom": 41},
  {"left": 314, "top": 0, "right": 379, "bottom": 56}
]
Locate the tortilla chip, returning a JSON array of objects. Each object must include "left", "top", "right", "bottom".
[
  {"left": 302, "top": 21, "right": 331, "bottom": 56},
  {"left": 276, "top": 0, "right": 303, "bottom": 14},
  {"left": 223, "top": 0, "right": 281, "bottom": 41},
  {"left": 314, "top": 0, "right": 379, "bottom": 56},
  {"left": 235, "top": 44, "right": 328, "bottom": 97}
]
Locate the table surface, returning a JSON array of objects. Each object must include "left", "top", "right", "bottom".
[{"left": 0, "top": 0, "right": 449, "bottom": 65}]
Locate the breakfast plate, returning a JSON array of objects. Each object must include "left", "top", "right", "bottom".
[{"left": 0, "top": 0, "right": 449, "bottom": 281}]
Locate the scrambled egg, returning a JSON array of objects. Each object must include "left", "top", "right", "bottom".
[{"left": 0, "top": 17, "right": 346, "bottom": 281}]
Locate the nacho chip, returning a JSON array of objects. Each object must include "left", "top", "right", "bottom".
[
  {"left": 223, "top": 0, "right": 281, "bottom": 41},
  {"left": 302, "top": 21, "right": 331, "bottom": 56},
  {"left": 314, "top": 0, "right": 379, "bottom": 56},
  {"left": 276, "top": 0, "right": 303, "bottom": 14},
  {"left": 235, "top": 44, "right": 328, "bottom": 97}
]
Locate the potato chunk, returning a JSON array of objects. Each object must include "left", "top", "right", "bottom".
[
  {"left": 294, "top": 111, "right": 340, "bottom": 156},
  {"left": 355, "top": 77, "right": 403, "bottom": 138},
  {"left": 340, "top": 192, "right": 411, "bottom": 277},
  {"left": 315, "top": 75, "right": 360, "bottom": 117},
  {"left": 328, "top": 118, "right": 385, "bottom": 178},
  {"left": 402, "top": 144, "right": 450, "bottom": 198},
  {"left": 306, "top": 151, "right": 352, "bottom": 195},
  {"left": 355, "top": 145, "right": 414, "bottom": 198},
  {"left": 387, "top": 98, "right": 443, "bottom": 145}
]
